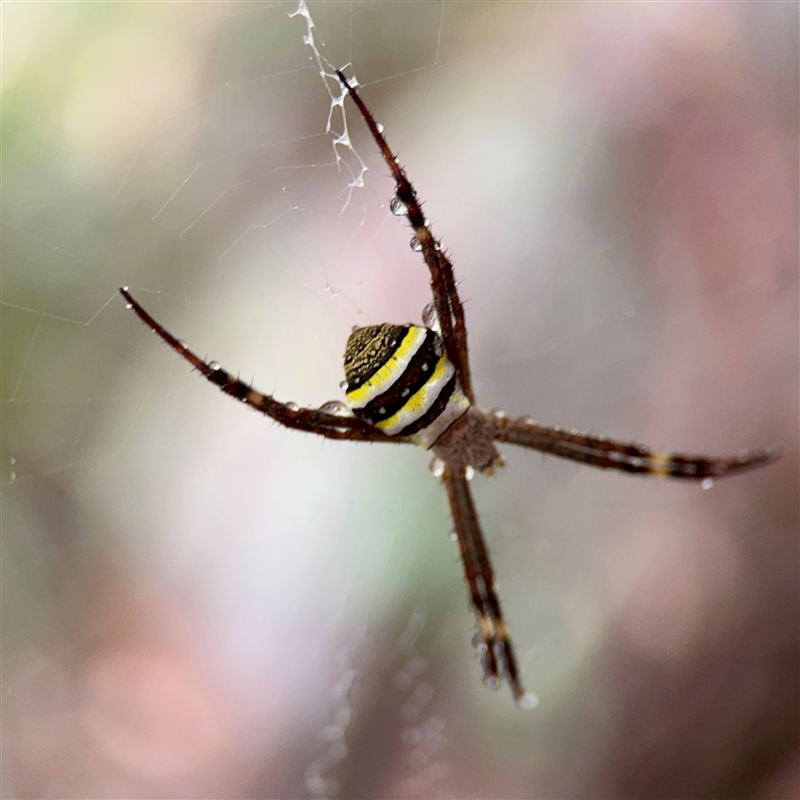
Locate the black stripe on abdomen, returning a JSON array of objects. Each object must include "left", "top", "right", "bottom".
[
  {"left": 396, "top": 372, "right": 457, "bottom": 437},
  {"left": 354, "top": 329, "right": 440, "bottom": 424}
]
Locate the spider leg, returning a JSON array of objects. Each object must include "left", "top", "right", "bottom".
[
  {"left": 337, "top": 70, "right": 474, "bottom": 404},
  {"left": 486, "top": 411, "right": 780, "bottom": 480},
  {"left": 120, "top": 288, "right": 406, "bottom": 443},
  {"left": 442, "top": 464, "right": 529, "bottom": 705}
]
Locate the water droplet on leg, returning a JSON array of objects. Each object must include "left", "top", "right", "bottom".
[
  {"left": 421, "top": 302, "right": 440, "bottom": 332},
  {"left": 390, "top": 196, "right": 407, "bottom": 216},
  {"left": 429, "top": 457, "right": 445, "bottom": 477},
  {"left": 319, "top": 400, "right": 350, "bottom": 416},
  {"left": 482, "top": 673, "right": 500, "bottom": 691}
]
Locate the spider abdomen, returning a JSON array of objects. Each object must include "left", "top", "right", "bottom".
[{"left": 343, "top": 323, "right": 470, "bottom": 448}]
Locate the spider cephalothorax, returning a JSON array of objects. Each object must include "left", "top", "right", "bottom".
[{"left": 120, "top": 69, "right": 778, "bottom": 706}]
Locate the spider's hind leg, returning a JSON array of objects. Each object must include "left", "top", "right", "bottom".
[{"left": 442, "top": 464, "right": 530, "bottom": 706}]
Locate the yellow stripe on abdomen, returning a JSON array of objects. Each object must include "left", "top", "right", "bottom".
[
  {"left": 346, "top": 326, "right": 428, "bottom": 408},
  {"left": 375, "top": 354, "right": 455, "bottom": 435}
]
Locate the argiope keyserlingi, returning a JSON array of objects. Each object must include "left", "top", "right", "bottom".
[{"left": 120, "top": 70, "right": 779, "bottom": 707}]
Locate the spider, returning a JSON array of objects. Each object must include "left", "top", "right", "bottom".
[{"left": 120, "top": 70, "right": 779, "bottom": 707}]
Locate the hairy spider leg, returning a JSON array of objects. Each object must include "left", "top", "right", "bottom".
[
  {"left": 119, "top": 288, "right": 402, "bottom": 443},
  {"left": 336, "top": 70, "right": 474, "bottom": 404},
  {"left": 487, "top": 412, "right": 780, "bottom": 481},
  {"left": 442, "top": 464, "right": 528, "bottom": 705}
]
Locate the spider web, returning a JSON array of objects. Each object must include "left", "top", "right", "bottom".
[{"left": 3, "top": 2, "right": 798, "bottom": 799}]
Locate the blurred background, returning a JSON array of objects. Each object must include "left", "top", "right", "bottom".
[{"left": 2, "top": 1, "right": 797, "bottom": 797}]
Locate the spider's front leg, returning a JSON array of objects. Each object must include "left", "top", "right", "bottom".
[
  {"left": 336, "top": 71, "right": 474, "bottom": 404},
  {"left": 119, "top": 288, "right": 404, "bottom": 443},
  {"left": 486, "top": 411, "right": 780, "bottom": 480}
]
